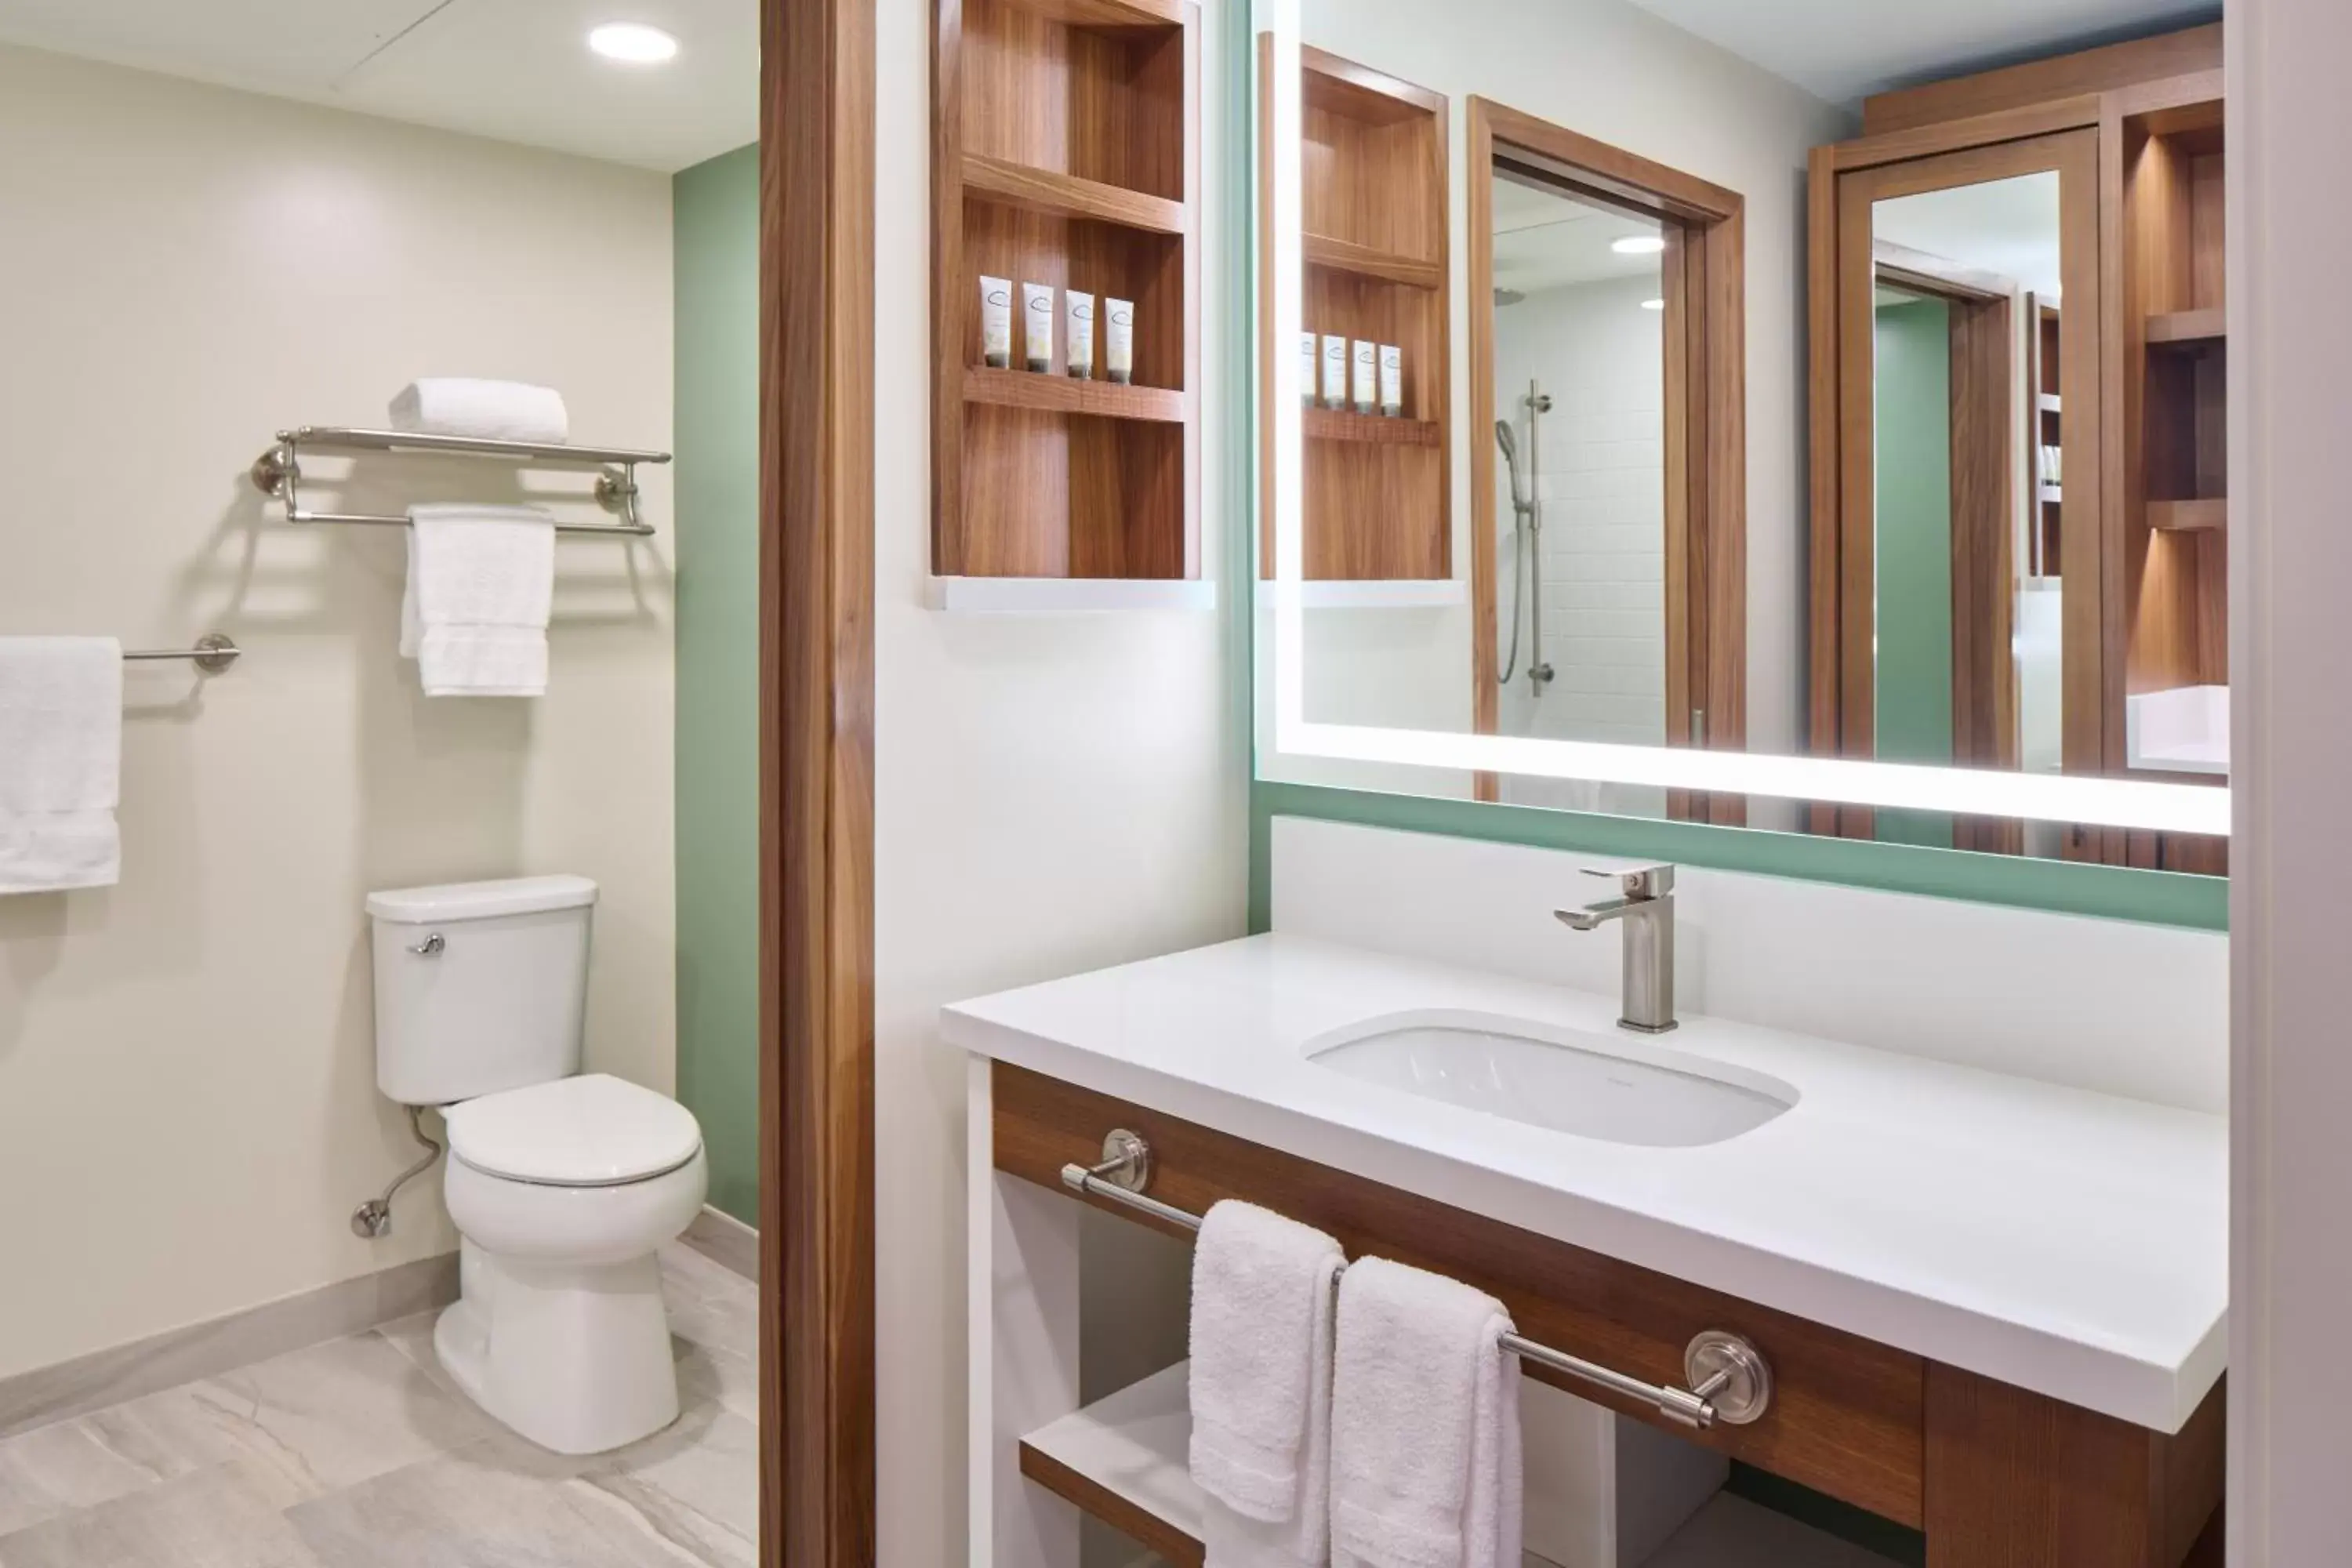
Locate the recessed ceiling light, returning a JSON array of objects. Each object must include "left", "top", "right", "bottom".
[
  {"left": 1612, "top": 235, "right": 1668, "bottom": 256},
  {"left": 590, "top": 23, "right": 679, "bottom": 64},
  {"left": 1641, "top": 298, "right": 1666, "bottom": 311}
]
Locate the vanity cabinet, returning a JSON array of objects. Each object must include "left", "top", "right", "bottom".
[{"left": 979, "top": 1060, "right": 2223, "bottom": 1568}]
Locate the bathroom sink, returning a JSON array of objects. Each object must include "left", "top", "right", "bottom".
[{"left": 1307, "top": 1011, "right": 1798, "bottom": 1148}]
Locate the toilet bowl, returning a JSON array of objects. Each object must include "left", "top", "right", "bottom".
[{"left": 365, "top": 876, "right": 706, "bottom": 1456}]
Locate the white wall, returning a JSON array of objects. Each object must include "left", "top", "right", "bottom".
[
  {"left": 1496, "top": 274, "right": 1671, "bottom": 818},
  {"left": 871, "top": 0, "right": 1249, "bottom": 1563},
  {"left": 2229, "top": 0, "right": 2352, "bottom": 1556},
  {"left": 0, "top": 48, "right": 675, "bottom": 1381},
  {"left": 1264, "top": 0, "right": 1849, "bottom": 801}
]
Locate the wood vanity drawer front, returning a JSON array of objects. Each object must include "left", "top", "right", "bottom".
[{"left": 992, "top": 1063, "right": 1927, "bottom": 1526}]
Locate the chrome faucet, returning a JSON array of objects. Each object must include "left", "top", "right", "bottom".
[{"left": 1556, "top": 864, "right": 1678, "bottom": 1034}]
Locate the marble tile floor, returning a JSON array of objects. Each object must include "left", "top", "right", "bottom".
[{"left": 0, "top": 1244, "right": 758, "bottom": 1567}]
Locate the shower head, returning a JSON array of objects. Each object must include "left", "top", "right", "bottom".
[{"left": 1494, "top": 420, "right": 1530, "bottom": 513}]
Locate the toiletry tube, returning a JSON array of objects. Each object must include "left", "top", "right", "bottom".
[
  {"left": 1105, "top": 298, "right": 1134, "bottom": 384},
  {"left": 1321, "top": 335, "right": 1349, "bottom": 410},
  {"left": 1301, "top": 332, "right": 1319, "bottom": 407},
  {"left": 1023, "top": 281, "right": 1054, "bottom": 372},
  {"left": 1065, "top": 291, "right": 1096, "bottom": 379},
  {"left": 980, "top": 276, "right": 1013, "bottom": 369},
  {"left": 1379, "top": 344, "right": 1403, "bottom": 418},
  {"left": 1352, "top": 340, "right": 1377, "bottom": 415}
]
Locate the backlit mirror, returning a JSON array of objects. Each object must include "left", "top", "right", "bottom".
[{"left": 1252, "top": 0, "right": 2231, "bottom": 861}]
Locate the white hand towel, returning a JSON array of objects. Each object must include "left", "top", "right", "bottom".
[
  {"left": 403, "top": 503, "right": 556, "bottom": 697},
  {"left": 0, "top": 637, "right": 122, "bottom": 895},
  {"left": 1189, "top": 1201, "right": 1345, "bottom": 1568},
  {"left": 1331, "top": 1258, "right": 1523, "bottom": 1568},
  {"left": 390, "top": 379, "right": 569, "bottom": 445}
]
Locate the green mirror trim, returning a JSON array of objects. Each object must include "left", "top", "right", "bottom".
[{"left": 1218, "top": 4, "right": 2220, "bottom": 936}]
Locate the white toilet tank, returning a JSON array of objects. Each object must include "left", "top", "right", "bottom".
[{"left": 368, "top": 876, "right": 597, "bottom": 1106}]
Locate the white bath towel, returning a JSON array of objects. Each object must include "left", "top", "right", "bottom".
[
  {"left": 1331, "top": 1258, "right": 1523, "bottom": 1568},
  {"left": 401, "top": 503, "right": 556, "bottom": 696},
  {"left": 1189, "top": 1201, "right": 1345, "bottom": 1567},
  {"left": 0, "top": 637, "right": 122, "bottom": 895},
  {"left": 389, "top": 379, "right": 569, "bottom": 445}
]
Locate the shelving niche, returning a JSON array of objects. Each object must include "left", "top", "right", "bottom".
[
  {"left": 1260, "top": 47, "right": 1452, "bottom": 581},
  {"left": 934, "top": 0, "right": 1201, "bottom": 584}
]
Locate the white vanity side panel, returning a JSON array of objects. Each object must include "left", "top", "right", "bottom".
[{"left": 1271, "top": 818, "right": 2227, "bottom": 1114}]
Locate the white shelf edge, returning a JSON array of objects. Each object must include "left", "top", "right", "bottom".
[
  {"left": 927, "top": 576, "right": 1218, "bottom": 615},
  {"left": 1254, "top": 579, "right": 1468, "bottom": 609}
]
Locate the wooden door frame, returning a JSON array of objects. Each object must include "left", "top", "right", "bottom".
[
  {"left": 1808, "top": 128, "right": 2103, "bottom": 843},
  {"left": 759, "top": 0, "right": 877, "bottom": 1563},
  {"left": 1465, "top": 98, "right": 1746, "bottom": 818}
]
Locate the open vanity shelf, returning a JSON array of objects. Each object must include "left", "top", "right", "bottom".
[
  {"left": 932, "top": 0, "right": 1202, "bottom": 588},
  {"left": 1261, "top": 47, "right": 1453, "bottom": 581}
]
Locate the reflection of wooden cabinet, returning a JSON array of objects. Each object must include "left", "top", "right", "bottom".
[
  {"left": 1807, "top": 26, "right": 2227, "bottom": 870},
  {"left": 1257, "top": 47, "right": 1451, "bottom": 582}
]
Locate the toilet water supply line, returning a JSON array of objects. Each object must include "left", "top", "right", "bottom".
[{"left": 353, "top": 1105, "right": 443, "bottom": 1239}]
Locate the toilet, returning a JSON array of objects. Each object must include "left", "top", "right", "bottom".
[{"left": 367, "top": 875, "right": 706, "bottom": 1456}]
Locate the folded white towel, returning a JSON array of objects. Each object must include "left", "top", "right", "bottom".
[
  {"left": 389, "top": 379, "right": 569, "bottom": 445},
  {"left": 1331, "top": 1258, "right": 1522, "bottom": 1568},
  {"left": 1190, "top": 1201, "right": 1345, "bottom": 1567},
  {"left": 402, "top": 503, "right": 556, "bottom": 697},
  {"left": 0, "top": 637, "right": 122, "bottom": 895}
]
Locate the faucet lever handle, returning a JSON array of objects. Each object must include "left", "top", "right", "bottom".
[{"left": 1582, "top": 863, "right": 1675, "bottom": 898}]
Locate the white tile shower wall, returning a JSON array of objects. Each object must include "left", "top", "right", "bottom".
[
  {"left": 0, "top": 47, "right": 674, "bottom": 1382},
  {"left": 1495, "top": 273, "right": 1670, "bottom": 817},
  {"left": 1272, "top": 818, "right": 2227, "bottom": 1114}
]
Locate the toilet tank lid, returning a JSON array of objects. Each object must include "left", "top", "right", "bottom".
[{"left": 365, "top": 875, "right": 598, "bottom": 923}]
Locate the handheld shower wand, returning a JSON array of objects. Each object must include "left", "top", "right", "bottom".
[{"left": 1495, "top": 385, "right": 1555, "bottom": 694}]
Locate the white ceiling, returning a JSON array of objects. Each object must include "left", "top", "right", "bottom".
[
  {"left": 1492, "top": 178, "right": 1662, "bottom": 298},
  {"left": 1622, "top": 0, "right": 2218, "bottom": 106},
  {"left": 0, "top": 0, "right": 758, "bottom": 171}
]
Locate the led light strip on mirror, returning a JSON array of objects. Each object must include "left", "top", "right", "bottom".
[{"left": 1254, "top": 4, "right": 2229, "bottom": 839}]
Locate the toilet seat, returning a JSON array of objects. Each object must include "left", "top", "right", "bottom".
[{"left": 445, "top": 1073, "right": 702, "bottom": 1188}]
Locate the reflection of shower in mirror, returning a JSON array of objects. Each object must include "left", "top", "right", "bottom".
[{"left": 1496, "top": 383, "right": 1554, "bottom": 695}]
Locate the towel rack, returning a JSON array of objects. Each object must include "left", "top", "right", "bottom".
[
  {"left": 123, "top": 633, "right": 241, "bottom": 673},
  {"left": 1059, "top": 1130, "right": 1774, "bottom": 1429},
  {"left": 249, "top": 426, "right": 673, "bottom": 537}
]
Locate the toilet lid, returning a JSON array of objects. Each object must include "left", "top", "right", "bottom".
[{"left": 445, "top": 1074, "right": 702, "bottom": 1188}]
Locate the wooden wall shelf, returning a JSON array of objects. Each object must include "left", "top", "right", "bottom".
[
  {"left": 933, "top": 0, "right": 1201, "bottom": 583},
  {"left": 2149, "top": 498, "right": 2227, "bottom": 532},
  {"left": 1260, "top": 45, "right": 1453, "bottom": 583},
  {"left": 1304, "top": 231, "right": 1443, "bottom": 289},
  {"left": 962, "top": 153, "right": 1185, "bottom": 235},
  {"left": 964, "top": 367, "right": 1185, "bottom": 423},
  {"left": 1305, "top": 408, "right": 1441, "bottom": 446},
  {"left": 2146, "top": 307, "right": 2226, "bottom": 346}
]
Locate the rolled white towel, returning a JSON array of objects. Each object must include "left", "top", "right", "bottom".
[{"left": 389, "top": 379, "right": 569, "bottom": 445}]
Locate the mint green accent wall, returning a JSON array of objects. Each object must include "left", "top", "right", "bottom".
[
  {"left": 673, "top": 143, "right": 760, "bottom": 1225},
  {"left": 1873, "top": 297, "right": 1955, "bottom": 849}
]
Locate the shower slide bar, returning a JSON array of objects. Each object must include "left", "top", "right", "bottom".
[
  {"left": 1058, "top": 1129, "right": 1775, "bottom": 1430},
  {"left": 249, "top": 426, "right": 673, "bottom": 538}
]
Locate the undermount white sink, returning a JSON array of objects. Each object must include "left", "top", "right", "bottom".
[{"left": 1307, "top": 1011, "right": 1798, "bottom": 1148}]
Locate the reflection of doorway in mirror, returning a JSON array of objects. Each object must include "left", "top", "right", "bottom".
[{"left": 1490, "top": 177, "right": 1668, "bottom": 818}]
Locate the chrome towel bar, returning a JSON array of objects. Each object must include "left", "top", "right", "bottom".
[
  {"left": 122, "top": 633, "right": 240, "bottom": 673},
  {"left": 1058, "top": 1130, "right": 1773, "bottom": 1429},
  {"left": 249, "top": 426, "right": 672, "bottom": 538}
]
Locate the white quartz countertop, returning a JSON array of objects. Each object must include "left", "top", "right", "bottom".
[{"left": 945, "top": 934, "right": 2227, "bottom": 1434}]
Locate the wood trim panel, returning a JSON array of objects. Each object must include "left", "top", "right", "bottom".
[
  {"left": 1476, "top": 98, "right": 1741, "bottom": 223},
  {"left": 1018, "top": 1444, "right": 1207, "bottom": 1567},
  {"left": 1805, "top": 143, "right": 1843, "bottom": 838},
  {"left": 993, "top": 1063, "right": 1926, "bottom": 1526},
  {"left": 1862, "top": 24, "right": 2222, "bottom": 136},
  {"left": 1467, "top": 99, "right": 1499, "bottom": 797},
  {"left": 1922, "top": 1364, "right": 2223, "bottom": 1568},
  {"left": 760, "top": 0, "right": 877, "bottom": 1559},
  {"left": 1833, "top": 97, "right": 2103, "bottom": 174}
]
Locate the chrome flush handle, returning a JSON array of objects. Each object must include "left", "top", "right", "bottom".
[{"left": 408, "top": 932, "right": 446, "bottom": 956}]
